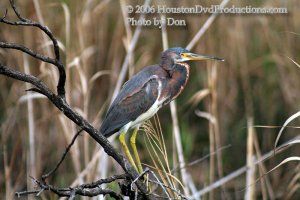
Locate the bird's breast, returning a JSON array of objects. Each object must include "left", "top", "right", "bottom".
[{"left": 158, "top": 63, "right": 190, "bottom": 105}]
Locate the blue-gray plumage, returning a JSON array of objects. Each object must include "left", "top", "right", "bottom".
[
  {"left": 100, "top": 47, "right": 224, "bottom": 138},
  {"left": 99, "top": 47, "right": 223, "bottom": 173}
]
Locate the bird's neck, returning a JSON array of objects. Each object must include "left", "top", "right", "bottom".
[{"left": 168, "top": 63, "right": 190, "bottom": 100}]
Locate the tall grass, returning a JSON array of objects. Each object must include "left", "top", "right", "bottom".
[{"left": 0, "top": 0, "right": 300, "bottom": 199}]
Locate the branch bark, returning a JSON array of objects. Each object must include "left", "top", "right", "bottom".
[
  {"left": 0, "top": 60, "right": 152, "bottom": 199},
  {"left": 15, "top": 175, "right": 127, "bottom": 199},
  {"left": 0, "top": 0, "right": 66, "bottom": 98},
  {"left": 0, "top": 0, "right": 154, "bottom": 199}
]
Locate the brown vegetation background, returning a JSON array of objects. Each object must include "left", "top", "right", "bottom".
[{"left": 0, "top": 0, "right": 299, "bottom": 199}]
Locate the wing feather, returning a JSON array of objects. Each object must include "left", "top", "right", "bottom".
[{"left": 100, "top": 77, "right": 159, "bottom": 137}]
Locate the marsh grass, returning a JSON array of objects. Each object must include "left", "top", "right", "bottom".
[
  {"left": 0, "top": 0, "right": 300, "bottom": 199},
  {"left": 143, "top": 116, "right": 183, "bottom": 198}
]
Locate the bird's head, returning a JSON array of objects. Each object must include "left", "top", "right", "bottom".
[{"left": 160, "top": 47, "right": 224, "bottom": 71}]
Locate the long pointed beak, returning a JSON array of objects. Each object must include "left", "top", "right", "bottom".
[{"left": 181, "top": 53, "right": 224, "bottom": 61}]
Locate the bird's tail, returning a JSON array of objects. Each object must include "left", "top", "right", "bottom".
[{"left": 99, "top": 124, "right": 115, "bottom": 138}]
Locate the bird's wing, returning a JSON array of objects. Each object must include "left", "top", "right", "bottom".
[
  {"left": 114, "top": 66, "right": 157, "bottom": 107},
  {"left": 100, "top": 77, "right": 159, "bottom": 137}
]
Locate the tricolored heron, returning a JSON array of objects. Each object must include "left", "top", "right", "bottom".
[{"left": 100, "top": 47, "right": 223, "bottom": 173}]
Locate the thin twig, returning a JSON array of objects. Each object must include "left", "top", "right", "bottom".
[
  {"left": 0, "top": 42, "right": 60, "bottom": 66},
  {"left": 148, "top": 173, "right": 190, "bottom": 200},
  {"left": 150, "top": 170, "right": 172, "bottom": 199},
  {"left": 0, "top": 0, "right": 154, "bottom": 197},
  {"left": 131, "top": 168, "right": 150, "bottom": 191},
  {"left": 0, "top": 46, "right": 152, "bottom": 200},
  {"left": 15, "top": 176, "right": 124, "bottom": 199},
  {"left": 1, "top": 0, "right": 66, "bottom": 98},
  {"left": 42, "top": 128, "right": 84, "bottom": 182},
  {"left": 15, "top": 190, "right": 41, "bottom": 197},
  {"left": 7, "top": 0, "right": 60, "bottom": 60}
]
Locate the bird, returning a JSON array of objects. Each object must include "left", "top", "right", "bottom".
[{"left": 100, "top": 47, "right": 224, "bottom": 173}]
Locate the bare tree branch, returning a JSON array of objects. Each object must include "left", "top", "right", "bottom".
[
  {"left": 15, "top": 176, "right": 125, "bottom": 199},
  {"left": 0, "top": 0, "right": 66, "bottom": 98},
  {"left": 0, "top": 0, "right": 155, "bottom": 199},
  {"left": 42, "top": 128, "right": 84, "bottom": 182},
  {"left": 0, "top": 42, "right": 60, "bottom": 66},
  {"left": 0, "top": 60, "right": 152, "bottom": 199}
]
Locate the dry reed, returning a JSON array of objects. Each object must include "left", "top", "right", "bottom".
[{"left": 0, "top": 0, "right": 300, "bottom": 199}]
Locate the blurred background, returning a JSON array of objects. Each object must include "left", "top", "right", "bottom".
[{"left": 0, "top": 0, "right": 299, "bottom": 199}]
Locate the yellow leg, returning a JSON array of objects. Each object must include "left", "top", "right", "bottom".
[
  {"left": 119, "top": 131, "right": 138, "bottom": 172},
  {"left": 130, "top": 128, "right": 143, "bottom": 173}
]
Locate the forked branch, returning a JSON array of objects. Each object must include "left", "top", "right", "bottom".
[
  {"left": 15, "top": 175, "right": 127, "bottom": 199},
  {"left": 0, "top": 0, "right": 65, "bottom": 98},
  {"left": 0, "top": 0, "right": 154, "bottom": 199}
]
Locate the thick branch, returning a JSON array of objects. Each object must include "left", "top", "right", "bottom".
[
  {"left": 0, "top": 63, "right": 154, "bottom": 199},
  {"left": 0, "top": 1, "right": 155, "bottom": 198}
]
